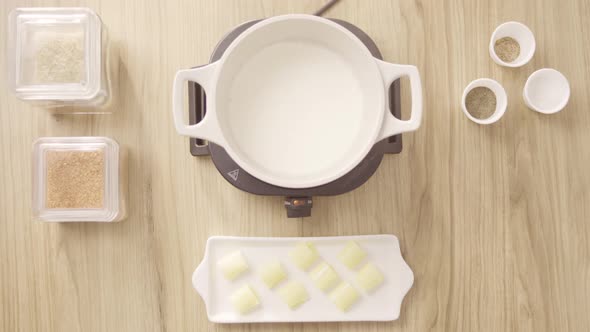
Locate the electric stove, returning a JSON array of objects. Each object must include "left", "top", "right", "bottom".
[{"left": 187, "top": 19, "right": 402, "bottom": 218}]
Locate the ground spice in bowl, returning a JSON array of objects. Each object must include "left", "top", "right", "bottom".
[
  {"left": 494, "top": 37, "right": 520, "bottom": 63},
  {"left": 45, "top": 149, "right": 105, "bottom": 209},
  {"left": 465, "top": 87, "right": 497, "bottom": 120}
]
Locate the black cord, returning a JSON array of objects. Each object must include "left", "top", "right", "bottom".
[{"left": 313, "top": 0, "right": 341, "bottom": 16}]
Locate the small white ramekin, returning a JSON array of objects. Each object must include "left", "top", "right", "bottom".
[
  {"left": 461, "top": 78, "right": 508, "bottom": 125},
  {"left": 523, "top": 68, "right": 570, "bottom": 114},
  {"left": 489, "top": 21, "right": 535, "bottom": 67}
]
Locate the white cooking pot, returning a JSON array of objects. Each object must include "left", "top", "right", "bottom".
[{"left": 173, "top": 14, "right": 422, "bottom": 188}]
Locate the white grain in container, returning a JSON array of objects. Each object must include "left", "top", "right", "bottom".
[{"left": 8, "top": 8, "right": 110, "bottom": 109}]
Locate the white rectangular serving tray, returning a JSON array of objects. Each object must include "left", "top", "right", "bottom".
[{"left": 192, "top": 235, "right": 414, "bottom": 323}]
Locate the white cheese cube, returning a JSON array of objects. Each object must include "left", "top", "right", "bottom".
[
  {"left": 356, "top": 262, "right": 384, "bottom": 292},
  {"left": 218, "top": 250, "right": 249, "bottom": 280},
  {"left": 338, "top": 241, "right": 367, "bottom": 269},
  {"left": 289, "top": 242, "right": 319, "bottom": 270},
  {"left": 259, "top": 261, "right": 287, "bottom": 289},
  {"left": 329, "top": 282, "right": 360, "bottom": 312},
  {"left": 278, "top": 281, "right": 309, "bottom": 309},
  {"left": 309, "top": 261, "right": 340, "bottom": 292},
  {"left": 230, "top": 285, "right": 260, "bottom": 314}
]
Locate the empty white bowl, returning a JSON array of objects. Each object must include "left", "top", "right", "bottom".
[
  {"left": 489, "top": 21, "right": 535, "bottom": 67},
  {"left": 461, "top": 78, "right": 508, "bottom": 125},
  {"left": 523, "top": 68, "right": 570, "bottom": 114}
]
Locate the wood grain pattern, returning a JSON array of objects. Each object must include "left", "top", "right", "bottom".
[{"left": 1, "top": 0, "right": 589, "bottom": 331}]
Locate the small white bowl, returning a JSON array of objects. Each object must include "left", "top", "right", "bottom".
[
  {"left": 489, "top": 21, "right": 535, "bottom": 67},
  {"left": 523, "top": 68, "right": 570, "bottom": 114},
  {"left": 461, "top": 78, "right": 508, "bottom": 125}
]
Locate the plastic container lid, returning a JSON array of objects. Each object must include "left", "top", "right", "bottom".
[
  {"left": 32, "top": 137, "right": 122, "bottom": 222},
  {"left": 8, "top": 8, "right": 103, "bottom": 101}
]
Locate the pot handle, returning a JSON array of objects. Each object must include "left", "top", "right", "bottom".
[
  {"left": 172, "top": 62, "right": 226, "bottom": 145},
  {"left": 375, "top": 59, "right": 423, "bottom": 142}
]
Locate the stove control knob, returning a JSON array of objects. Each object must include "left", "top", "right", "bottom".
[{"left": 284, "top": 197, "right": 313, "bottom": 218}]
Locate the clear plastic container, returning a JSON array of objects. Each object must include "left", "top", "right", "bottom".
[
  {"left": 32, "top": 137, "right": 126, "bottom": 222},
  {"left": 8, "top": 8, "right": 110, "bottom": 108}
]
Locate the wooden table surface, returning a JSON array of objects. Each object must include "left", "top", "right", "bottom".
[{"left": 1, "top": 0, "right": 589, "bottom": 331}]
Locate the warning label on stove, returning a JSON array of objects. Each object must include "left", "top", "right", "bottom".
[{"left": 227, "top": 169, "right": 240, "bottom": 181}]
